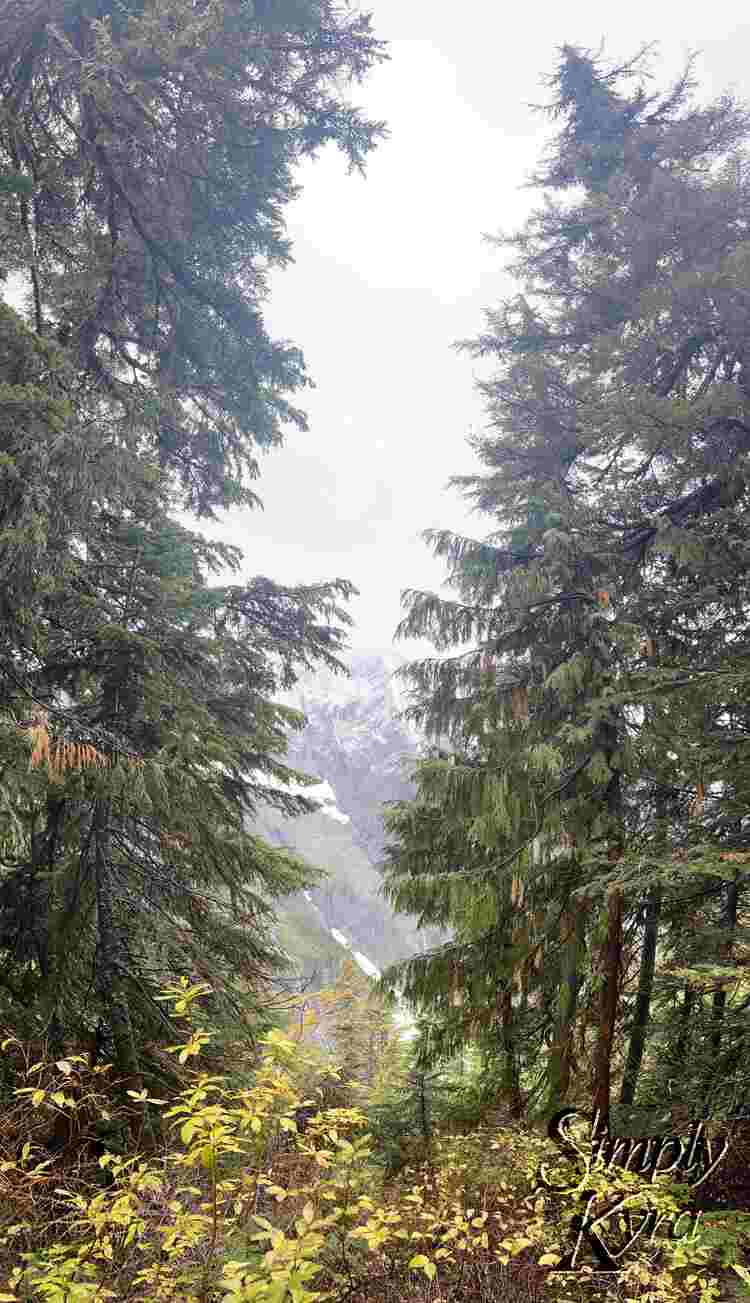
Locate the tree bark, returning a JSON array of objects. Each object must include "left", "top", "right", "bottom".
[
  {"left": 546, "top": 907, "right": 585, "bottom": 1115},
  {"left": 15, "top": 797, "right": 65, "bottom": 1027},
  {"left": 92, "top": 799, "right": 142, "bottom": 1090},
  {"left": 29, "top": 798, "right": 65, "bottom": 981},
  {"left": 500, "top": 985, "right": 524, "bottom": 1118},
  {"left": 703, "top": 877, "right": 740, "bottom": 1111},
  {"left": 620, "top": 883, "right": 661, "bottom": 1113},
  {"left": 711, "top": 878, "right": 739, "bottom": 1053},
  {"left": 592, "top": 722, "right": 624, "bottom": 1132},
  {"left": 593, "top": 887, "right": 623, "bottom": 1131}
]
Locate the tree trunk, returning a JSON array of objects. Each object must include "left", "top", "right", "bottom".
[
  {"left": 675, "top": 985, "right": 694, "bottom": 1059},
  {"left": 711, "top": 878, "right": 739, "bottom": 1052},
  {"left": 591, "top": 720, "right": 625, "bottom": 1131},
  {"left": 592, "top": 888, "right": 623, "bottom": 1131},
  {"left": 92, "top": 799, "right": 142, "bottom": 1089},
  {"left": 28, "top": 798, "right": 65, "bottom": 988},
  {"left": 703, "top": 877, "right": 740, "bottom": 1111},
  {"left": 620, "top": 884, "right": 661, "bottom": 1113},
  {"left": 546, "top": 907, "right": 585, "bottom": 1115},
  {"left": 500, "top": 985, "right": 524, "bottom": 1118}
]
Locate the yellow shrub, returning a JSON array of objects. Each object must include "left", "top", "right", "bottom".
[{"left": 1, "top": 984, "right": 747, "bottom": 1303}]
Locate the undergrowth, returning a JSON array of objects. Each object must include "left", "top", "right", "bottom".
[{"left": 0, "top": 981, "right": 749, "bottom": 1302}]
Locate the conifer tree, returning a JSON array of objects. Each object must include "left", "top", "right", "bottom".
[
  {"left": 0, "top": 481, "right": 358, "bottom": 1076},
  {"left": 0, "top": 0, "right": 388, "bottom": 1076},
  {"left": 383, "top": 44, "right": 750, "bottom": 1127},
  {"left": 0, "top": 0, "right": 387, "bottom": 514}
]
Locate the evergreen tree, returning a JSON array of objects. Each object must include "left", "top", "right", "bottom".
[
  {"left": 382, "top": 44, "right": 750, "bottom": 1129},
  {"left": 0, "top": 0, "right": 388, "bottom": 514},
  {"left": 289, "top": 956, "right": 398, "bottom": 1090},
  {"left": 0, "top": 0, "right": 388, "bottom": 1079},
  {"left": 0, "top": 483, "right": 359, "bottom": 1079}
]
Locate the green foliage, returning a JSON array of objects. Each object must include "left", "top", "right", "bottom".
[
  {"left": 0, "top": 490, "right": 360, "bottom": 1074},
  {"left": 0, "top": 0, "right": 388, "bottom": 515},
  {"left": 382, "top": 42, "right": 750, "bottom": 1130},
  {"left": 366, "top": 1049, "right": 487, "bottom": 1176},
  {"left": 0, "top": 0, "right": 387, "bottom": 1075}
]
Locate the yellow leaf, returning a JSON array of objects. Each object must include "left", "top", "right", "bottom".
[
  {"left": 302, "top": 1202, "right": 315, "bottom": 1224},
  {"left": 31, "top": 1089, "right": 45, "bottom": 1107},
  {"left": 409, "top": 1254, "right": 436, "bottom": 1280},
  {"left": 538, "top": 1253, "right": 562, "bottom": 1266}
]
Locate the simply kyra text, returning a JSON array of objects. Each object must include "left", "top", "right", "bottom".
[{"left": 534, "top": 1108, "right": 729, "bottom": 1271}]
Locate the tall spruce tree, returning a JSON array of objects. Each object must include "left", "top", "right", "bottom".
[{"left": 382, "top": 44, "right": 750, "bottom": 1128}]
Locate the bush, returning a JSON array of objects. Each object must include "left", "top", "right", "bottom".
[{"left": 0, "top": 982, "right": 748, "bottom": 1303}]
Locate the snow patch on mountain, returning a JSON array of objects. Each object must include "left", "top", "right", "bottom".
[
  {"left": 329, "top": 928, "right": 381, "bottom": 981},
  {"left": 353, "top": 951, "right": 381, "bottom": 979},
  {"left": 279, "top": 649, "right": 421, "bottom": 742},
  {"left": 327, "top": 927, "right": 415, "bottom": 1039},
  {"left": 307, "top": 781, "right": 350, "bottom": 824},
  {"left": 277, "top": 650, "right": 423, "bottom": 865},
  {"left": 250, "top": 770, "right": 350, "bottom": 824},
  {"left": 250, "top": 649, "right": 447, "bottom": 992}
]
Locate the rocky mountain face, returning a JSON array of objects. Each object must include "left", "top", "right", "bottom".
[
  {"left": 248, "top": 651, "right": 442, "bottom": 987},
  {"left": 281, "top": 650, "right": 419, "bottom": 865}
]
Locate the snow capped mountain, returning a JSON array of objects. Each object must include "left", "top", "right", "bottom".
[
  {"left": 279, "top": 647, "right": 414, "bottom": 722},
  {"left": 279, "top": 649, "right": 421, "bottom": 865},
  {"left": 248, "top": 650, "right": 445, "bottom": 986}
]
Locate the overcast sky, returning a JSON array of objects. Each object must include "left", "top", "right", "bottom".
[
  {"left": 199, "top": 2, "right": 750, "bottom": 658},
  {"left": 7, "top": 5, "right": 749, "bottom": 660}
]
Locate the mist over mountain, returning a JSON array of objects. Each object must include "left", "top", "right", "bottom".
[
  {"left": 280, "top": 650, "right": 419, "bottom": 864},
  {"left": 248, "top": 650, "right": 443, "bottom": 985}
]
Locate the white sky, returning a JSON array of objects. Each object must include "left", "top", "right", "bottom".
[{"left": 201, "top": 3, "right": 750, "bottom": 657}]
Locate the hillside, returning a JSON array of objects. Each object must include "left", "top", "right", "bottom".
[{"left": 247, "top": 650, "right": 443, "bottom": 985}]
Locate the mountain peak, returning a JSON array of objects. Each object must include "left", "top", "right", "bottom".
[
  {"left": 280, "top": 647, "right": 418, "bottom": 730},
  {"left": 249, "top": 645, "right": 447, "bottom": 984}
]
